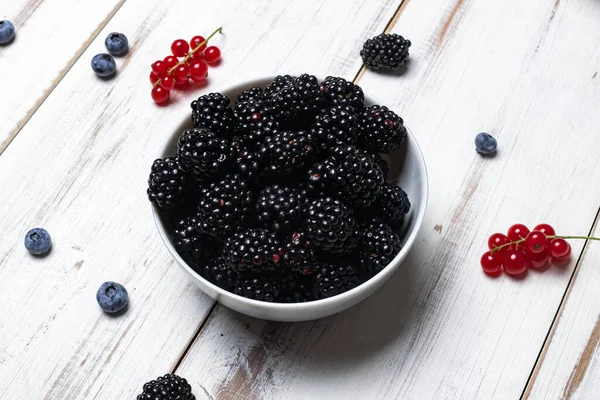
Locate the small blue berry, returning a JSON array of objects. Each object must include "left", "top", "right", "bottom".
[
  {"left": 0, "top": 20, "right": 15, "bottom": 44},
  {"left": 91, "top": 53, "right": 117, "bottom": 78},
  {"left": 475, "top": 132, "right": 497, "bottom": 155},
  {"left": 105, "top": 32, "right": 129, "bottom": 56},
  {"left": 97, "top": 281, "right": 129, "bottom": 313},
  {"left": 24, "top": 228, "right": 52, "bottom": 255}
]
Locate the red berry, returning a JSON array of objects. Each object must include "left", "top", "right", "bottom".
[
  {"left": 552, "top": 243, "right": 572, "bottom": 262},
  {"left": 190, "top": 35, "right": 207, "bottom": 52},
  {"left": 480, "top": 251, "right": 502, "bottom": 275},
  {"left": 152, "top": 60, "right": 168, "bottom": 77},
  {"left": 160, "top": 75, "right": 175, "bottom": 90},
  {"left": 507, "top": 223, "right": 530, "bottom": 247},
  {"left": 150, "top": 71, "right": 159, "bottom": 84},
  {"left": 504, "top": 249, "right": 528, "bottom": 275},
  {"left": 163, "top": 55, "right": 179, "bottom": 69},
  {"left": 151, "top": 86, "right": 170, "bottom": 104},
  {"left": 533, "top": 223, "right": 556, "bottom": 237},
  {"left": 189, "top": 61, "right": 208, "bottom": 82},
  {"left": 173, "top": 64, "right": 190, "bottom": 84},
  {"left": 204, "top": 46, "right": 221, "bottom": 64},
  {"left": 488, "top": 233, "right": 509, "bottom": 253},
  {"left": 171, "top": 39, "right": 190, "bottom": 57},
  {"left": 549, "top": 238, "right": 569, "bottom": 258},
  {"left": 527, "top": 249, "right": 551, "bottom": 269},
  {"left": 525, "top": 231, "right": 548, "bottom": 254}
]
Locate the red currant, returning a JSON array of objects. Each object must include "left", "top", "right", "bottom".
[
  {"left": 151, "top": 86, "right": 170, "bottom": 104},
  {"left": 552, "top": 243, "right": 572, "bottom": 262},
  {"left": 160, "top": 75, "right": 175, "bottom": 90},
  {"left": 171, "top": 39, "right": 190, "bottom": 57},
  {"left": 526, "top": 249, "right": 551, "bottom": 269},
  {"left": 150, "top": 71, "right": 159, "bottom": 84},
  {"left": 549, "top": 238, "right": 569, "bottom": 258},
  {"left": 173, "top": 64, "right": 190, "bottom": 84},
  {"left": 204, "top": 46, "right": 221, "bottom": 64},
  {"left": 480, "top": 251, "right": 502, "bottom": 275},
  {"left": 189, "top": 61, "right": 208, "bottom": 82},
  {"left": 190, "top": 35, "right": 207, "bottom": 52},
  {"left": 507, "top": 223, "right": 530, "bottom": 246},
  {"left": 163, "top": 55, "right": 178, "bottom": 69},
  {"left": 152, "top": 60, "right": 168, "bottom": 77},
  {"left": 488, "top": 233, "right": 509, "bottom": 253},
  {"left": 525, "top": 231, "right": 548, "bottom": 254},
  {"left": 504, "top": 249, "right": 528, "bottom": 275},
  {"left": 533, "top": 223, "right": 556, "bottom": 237}
]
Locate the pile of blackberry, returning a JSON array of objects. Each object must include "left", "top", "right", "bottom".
[{"left": 147, "top": 75, "right": 411, "bottom": 303}]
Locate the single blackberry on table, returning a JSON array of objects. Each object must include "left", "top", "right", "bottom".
[
  {"left": 260, "top": 130, "right": 318, "bottom": 176},
  {"left": 191, "top": 93, "right": 235, "bottom": 136},
  {"left": 370, "top": 153, "right": 389, "bottom": 181},
  {"left": 267, "top": 74, "right": 326, "bottom": 127},
  {"left": 202, "top": 256, "right": 237, "bottom": 291},
  {"left": 370, "top": 183, "right": 411, "bottom": 228},
  {"left": 235, "top": 87, "right": 264, "bottom": 106},
  {"left": 234, "top": 273, "right": 281, "bottom": 302},
  {"left": 263, "top": 74, "right": 294, "bottom": 97},
  {"left": 313, "top": 262, "right": 361, "bottom": 299},
  {"left": 222, "top": 228, "right": 284, "bottom": 272},
  {"left": 319, "top": 76, "right": 365, "bottom": 110},
  {"left": 307, "top": 145, "right": 384, "bottom": 208},
  {"left": 197, "top": 173, "right": 253, "bottom": 240},
  {"left": 147, "top": 156, "right": 190, "bottom": 210},
  {"left": 304, "top": 196, "right": 360, "bottom": 254},
  {"left": 310, "top": 105, "right": 358, "bottom": 151},
  {"left": 360, "top": 33, "right": 411, "bottom": 71},
  {"left": 177, "top": 128, "right": 234, "bottom": 181},
  {"left": 357, "top": 105, "right": 407, "bottom": 153},
  {"left": 173, "top": 215, "right": 220, "bottom": 266},
  {"left": 357, "top": 218, "right": 401, "bottom": 274},
  {"left": 256, "top": 185, "right": 307, "bottom": 233},
  {"left": 136, "top": 373, "right": 194, "bottom": 400},
  {"left": 283, "top": 231, "right": 317, "bottom": 275}
]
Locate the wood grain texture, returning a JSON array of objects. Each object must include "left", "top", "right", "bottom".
[
  {"left": 0, "top": 0, "right": 399, "bottom": 398},
  {"left": 175, "top": 0, "right": 600, "bottom": 399}
]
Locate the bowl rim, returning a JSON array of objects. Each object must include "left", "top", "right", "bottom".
[{"left": 152, "top": 76, "right": 429, "bottom": 311}]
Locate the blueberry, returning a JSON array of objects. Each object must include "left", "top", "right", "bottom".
[
  {"left": 475, "top": 132, "right": 497, "bottom": 155},
  {"left": 105, "top": 32, "right": 129, "bottom": 56},
  {"left": 91, "top": 53, "right": 117, "bottom": 78},
  {"left": 97, "top": 281, "right": 129, "bottom": 313},
  {"left": 24, "top": 228, "right": 52, "bottom": 255},
  {"left": 0, "top": 20, "right": 15, "bottom": 44}
]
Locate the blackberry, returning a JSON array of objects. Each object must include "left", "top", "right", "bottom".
[
  {"left": 264, "top": 74, "right": 294, "bottom": 97},
  {"left": 283, "top": 231, "right": 317, "bottom": 275},
  {"left": 267, "top": 74, "right": 326, "bottom": 127},
  {"left": 358, "top": 218, "right": 401, "bottom": 274},
  {"left": 197, "top": 173, "right": 253, "bottom": 240},
  {"left": 319, "top": 76, "right": 364, "bottom": 110},
  {"left": 370, "top": 153, "right": 389, "bottom": 181},
  {"left": 177, "top": 128, "right": 234, "bottom": 181},
  {"left": 310, "top": 105, "right": 358, "bottom": 151},
  {"left": 256, "top": 185, "right": 306, "bottom": 233},
  {"left": 221, "top": 228, "right": 283, "bottom": 272},
  {"left": 234, "top": 273, "right": 281, "bottom": 302},
  {"left": 191, "top": 92, "right": 235, "bottom": 136},
  {"left": 357, "top": 105, "right": 407, "bottom": 153},
  {"left": 360, "top": 33, "right": 411, "bottom": 71},
  {"left": 304, "top": 196, "right": 360, "bottom": 254},
  {"left": 313, "top": 262, "right": 361, "bottom": 299},
  {"left": 307, "top": 145, "right": 384, "bottom": 208},
  {"left": 147, "top": 156, "right": 190, "bottom": 210},
  {"left": 281, "top": 274, "right": 315, "bottom": 303},
  {"left": 371, "top": 183, "right": 411, "bottom": 228},
  {"left": 234, "top": 99, "right": 279, "bottom": 144},
  {"left": 229, "top": 136, "right": 265, "bottom": 183},
  {"left": 260, "top": 130, "right": 318, "bottom": 176},
  {"left": 173, "top": 214, "right": 219, "bottom": 265},
  {"left": 202, "top": 256, "right": 237, "bottom": 291},
  {"left": 136, "top": 374, "right": 194, "bottom": 400},
  {"left": 235, "top": 87, "right": 264, "bottom": 106}
]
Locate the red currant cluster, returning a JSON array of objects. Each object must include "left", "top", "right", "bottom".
[
  {"left": 150, "top": 27, "right": 223, "bottom": 104},
  {"left": 481, "top": 223, "right": 572, "bottom": 277}
]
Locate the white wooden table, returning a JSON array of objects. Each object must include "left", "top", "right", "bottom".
[{"left": 2, "top": 0, "right": 600, "bottom": 398}]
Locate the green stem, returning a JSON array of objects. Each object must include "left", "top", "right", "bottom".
[{"left": 490, "top": 234, "right": 600, "bottom": 255}]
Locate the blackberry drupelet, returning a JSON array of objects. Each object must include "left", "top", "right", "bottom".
[
  {"left": 357, "top": 218, "right": 401, "bottom": 274},
  {"left": 235, "top": 87, "right": 264, "bottom": 106},
  {"left": 307, "top": 145, "right": 384, "bottom": 208},
  {"left": 191, "top": 92, "right": 235, "bottom": 136},
  {"left": 234, "top": 273, "right": 281, "bottom": 302},
  {"left": 260, "top": 130, "right": 318, "bottom": 176},
  {"left": 263, "top": 74, "right": 294, "bottom": 97},
  {"left": 136, "top": 374, "right": 195, "bottom": 400},
  {"left": 371, "top": 183, "right": 411, "bottom": 228},
  {"left": 173, "top": 214, "right": 220, "bottom": 266},
  {"left": 256, "top": 185, "right": 307, "bottom": 233},
  {"left": 177, "top": 128, "right": 234, "bottom": 181},
  {"left": 202, "top": 256, "right": 237, "bottom": 291},
  {"left": 267, "top": 74, "right": 326, "bottom": 127},
  {"left": 283, "top": 231, "right": 317, "bottom": 275},
  {"left": 310, "top": 105, "right": 358, "bottom": 151},
  {"left": 319, "top": 76, "right": 364, "bottom": 110},
  {"left": 313, "top": 262, "right": 361, "bottom": 299},
  {"left": 147, "top": 156, "right": 190, "bottom": 210},
  {"left": 222, "top": 228, "right": 284, "bottom": 272},
  {"left": 370, "top": 153, "right": 389, "bottom": 181},
  {"left": 357, "top": 105, "right": 407, "bottom": 153},
  {"left": 304, "top": 196, "right": 360, "bottom": 254},
  {"left": 360, "top": 33, "right": 411, "bottom": 71},
  {"left": 197, "top": 173, "right": 253, "bottom": 240}
]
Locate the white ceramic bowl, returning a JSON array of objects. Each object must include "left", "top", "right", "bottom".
[{"left": 153, "top": 76, "right": 428, "bottom": 322}]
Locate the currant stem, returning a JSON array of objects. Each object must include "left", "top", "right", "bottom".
[
  {"left": 153, "top": 26, "right": 223, "bottom": 88},
  {"left": 490, "top": 235, "right": 600, "bottom": 255}
]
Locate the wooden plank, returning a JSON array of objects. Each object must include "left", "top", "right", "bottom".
[
  {"left": 175, "top": 0, "right": 600, "bottom": 398},
  {"left": 0, "top": 0, "right": 399, "bottom": 398},
  {"left": 0, "top": 0, "right": 127, "bottom": 154}
]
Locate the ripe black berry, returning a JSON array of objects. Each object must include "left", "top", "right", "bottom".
[
  {"left": 370, "top": 153, "right": 389, "bottom": 181},
  {"left": 256, "top": 184, "right": 307, "bottom": 233},
  {"left": 191, "top": 92, "right": 235, "bottom": 136},
  {"left": 360, "top": 33, "right": 411, "bottom": 71},
  {"left": 202, "top": 256, "right": 237, "bottom": 291},
  {"left": 283, "top": 231, "right": 316, "bottom": 275},
  {"left": 313, "top": 262, "right": 361, "bottom": 299},
  {"left": 310, "top": 105, "right": 358, "bottom": 151},
  {"left": 136, "top": 374, "right": 194, "bottom": 400},
  {"left": 235, "top": 87, "right": 264, "bottom": 106},
  {"left": 357, "top": 105, "right": 407, "bottom": 153},
  {"left": 222, "top": 228, "right": 284, "bottom": 272},
  {"left": 234, "top": 273, "right": 281, "bottom": 302},
  {"left": 173, "top": 214, "right": 219, "bottom": 266},
  {"left": 319, "top": 76, "right": 364, "bottom": 110},
  {"left": 304, "top": 196, "right": 360, "bottom": 254},
  {"left": 177, "top": 128, "right": 234, "bottom": 181},
  {"left": 234, "top": 99, "right": 279, "bottom": 145},
  {"left": 370, "top": 183, "right": 411, "bottom": 228},
  {"left": 260, "top": 130, "right": 318, "bottom": 176},
  {"left": 147, "top": 156, "right": 190, "bottom": 210},
  {"left": 264, "top": 75, "right": 294, "bottom": 97},
  {"left": 267, "top": 74, "right": 326, "bottom": 127},
  {"left": 358, "top": 218, "right": 401, "bottom": 274}
]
